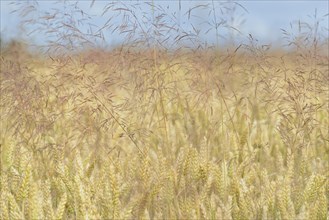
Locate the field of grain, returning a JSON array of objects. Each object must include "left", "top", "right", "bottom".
[{"left": 1, "top": 1, "right": 329, "bottom": 220}]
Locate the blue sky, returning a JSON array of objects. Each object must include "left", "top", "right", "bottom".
[{"left": 1, "top": 1, "right": 328, "bottom": 48}]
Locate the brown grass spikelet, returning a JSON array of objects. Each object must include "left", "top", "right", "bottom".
[
  {"left": 43, "top": 182, "right": 54, "bottom": 219},
  {"left": 303, "top": 174, "right": 326, "bottom": 203},
  {"left": 0, "top": 174, "right": 10, "bottom": 220},
  {"left": 27, "top": 181, "right": 42, "bottom": 219},
  {"left": 17, "top": 165, "right": 31, "bottom": 204},
  {"left": 232, "top": 196, "right": 240, "bottom": 220},
  {"left": 109, "top": 166, "right": 120, "bottom": 219},
  {"left": 213, "top": 165, "right": 225, "bottom": 201},
  {"left": 55, "top": 192, "right": 67, "bottom": 220},
  {"left": 316, "top": 187, "right": 328, "bottom": 220},
  {"left": 8, "top": 193, "right": 23, "bottom": 220}
]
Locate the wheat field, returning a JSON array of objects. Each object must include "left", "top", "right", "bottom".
[{"left": 1, "top": 1, "right": 328, "bottom": 220}]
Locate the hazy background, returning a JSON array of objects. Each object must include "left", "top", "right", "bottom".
[{"left": 1, "top": 0, "right": 328, "bottom": 49}]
